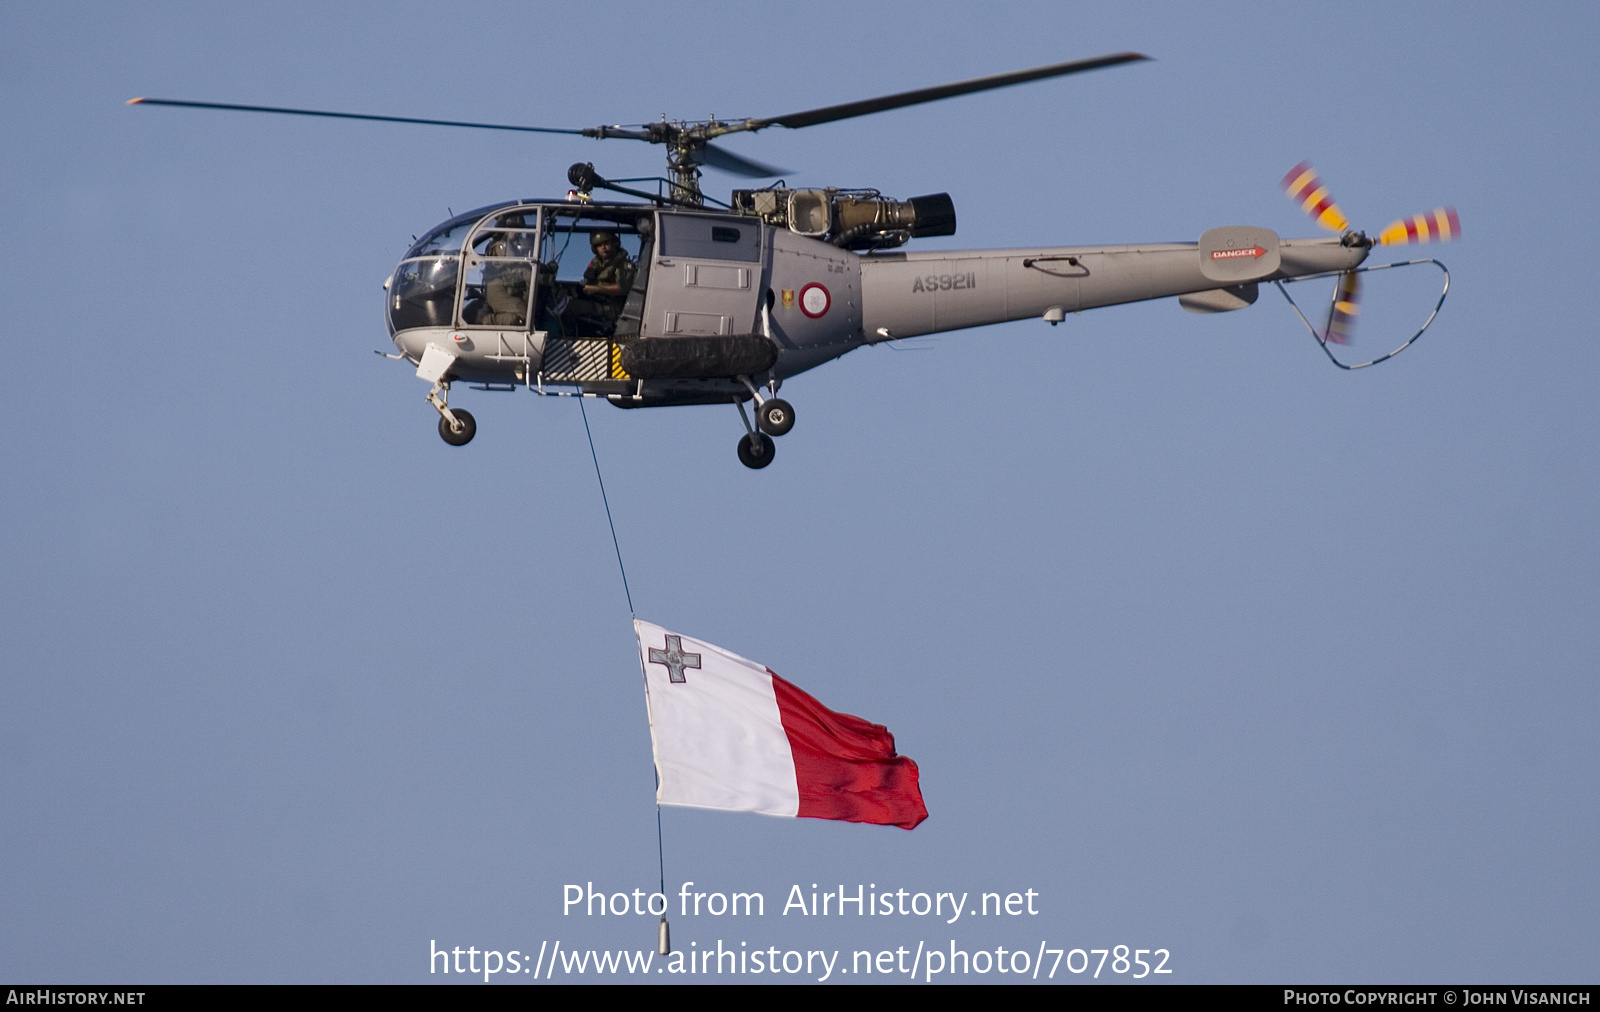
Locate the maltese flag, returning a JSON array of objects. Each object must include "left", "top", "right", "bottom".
[{"left": 635, "top": 620, "right": 927, "bottom": 830}]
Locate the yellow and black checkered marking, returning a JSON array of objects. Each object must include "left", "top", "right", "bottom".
[{"left": 542, "top": 338, "right": 613, "bottom": 381}]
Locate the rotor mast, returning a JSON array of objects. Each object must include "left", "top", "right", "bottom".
[
  {"left": 665, "top": 123, "right": 710, "bottom": 207},
  {"left": 582, "top": 117, "right": 766, "bottom": 207}
]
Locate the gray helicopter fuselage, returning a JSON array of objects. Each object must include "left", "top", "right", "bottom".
[{"left": 384, "top": 201, "right": 1365, "bottom": 405}]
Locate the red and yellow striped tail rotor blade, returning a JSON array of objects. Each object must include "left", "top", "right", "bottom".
[
  {"left": 1283, "top": 161, "right": 1350, "bottom": 233},
  {"left": 1377, "top": 206, "right": 1461, "bottom": 245},
  {"left": 1324, "top": 270, "right": 1361, "bottom": 346}
]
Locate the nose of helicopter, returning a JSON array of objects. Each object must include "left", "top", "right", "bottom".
[
  {"left": 389, "top": 328, "right": 434, "bottom": 362},
  {"left": 385, "top": 254, "right": 461, "bottom": 364}
]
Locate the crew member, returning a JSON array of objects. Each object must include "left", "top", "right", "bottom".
[
  {"left": 474, "top": 213, "right": 535, "bottom": 326},
  {"left": 565, "top": 230, "right": 635, "bottom": 335}
]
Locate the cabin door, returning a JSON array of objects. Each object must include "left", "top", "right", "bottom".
[{"left": 643, "top": 213, "right": 764, "bottom": 338}]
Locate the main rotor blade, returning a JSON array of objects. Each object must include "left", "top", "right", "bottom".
[
  {"left": 127, "top": 97, "right": 586, "bottom": 136},
  {"left": 750, "top": 52, "right": 1149, "bottom": 131},
  {"left": 699, "top": 142, "right": 788, "bottom": 178}
]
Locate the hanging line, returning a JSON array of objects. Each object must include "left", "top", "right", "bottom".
[
  {"left": 579, "top": 395, "right": 634, "bottom": 615},
  {"left": 577, "top": 396, "right": 666, "bottom": 903}
]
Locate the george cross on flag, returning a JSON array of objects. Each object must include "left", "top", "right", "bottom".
[{"left": 635, "top": 620, "right": 927, "bottom": 830}]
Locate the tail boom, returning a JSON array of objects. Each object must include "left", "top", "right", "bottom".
[{"left": 859, "top": 236, "right": 1366, "bottom": 341}]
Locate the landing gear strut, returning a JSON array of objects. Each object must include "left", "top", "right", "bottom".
[
  {"left": 427, "top": 379, "right": 475, "bottom": 447},
  {"left": 734, "top": 396, "right": 775, "bottom": 469},
  {"left": 737, "top": 374, "right": 796, "bottom": 437},
  {"left": 734, "top": 375, "right": 792, "bottom": 466},
  {"left": 416, "top": 346, "right": 476, "bottom": 447}
]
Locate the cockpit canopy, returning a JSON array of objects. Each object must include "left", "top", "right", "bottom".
[
  {"left": 401, "top": 202, "right": 519, "bottom": 259},
  {"left": 386, "top": 202, "right": 653, "bottom": 338}
]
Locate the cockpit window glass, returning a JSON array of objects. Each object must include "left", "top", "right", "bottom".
[
  {"left": 462, "top": 258, "right": 533, "bottom": 328},
  {"left": 468, "top": 209, "right": 539, "bottom": 258},
  {"left": 470, "top": 229, "right": 539, "bottom": 258},
  {"left": 404, "top": 202, "right": 516, "bottom": 259},
  {"left": 462, "top": 220, "right": 539, "bottom": 328},
  {"left": 388, "top": 256, "right": 460, "bottom": 333}
]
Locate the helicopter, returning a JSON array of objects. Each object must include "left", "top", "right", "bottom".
[{"left": 130, "top": 53, "right": 1458, "bottom": 469}]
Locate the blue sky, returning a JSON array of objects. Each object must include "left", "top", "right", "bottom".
[{"left": 2, "top": 0, "right": 1596, "bottom": 984}]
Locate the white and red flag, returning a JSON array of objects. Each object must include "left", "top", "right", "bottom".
[{"left": 634, "top": 620, "right": 927, "bottom": 830}]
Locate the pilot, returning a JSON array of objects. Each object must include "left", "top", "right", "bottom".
[
  {"left": 477, "top": 214, "right": 535, "bottom": 326},
  {"left": 564, "top": 230, "right": 635, "bottom": 336},
  {"left": 491, "top": 212, "right": 539, "bottom": 259}
]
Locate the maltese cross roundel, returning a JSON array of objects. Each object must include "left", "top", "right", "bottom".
[{"left": 799, "top": 283, "right": 831, "bottom": 319}]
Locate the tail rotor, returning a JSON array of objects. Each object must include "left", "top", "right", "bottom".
[
  {"left": 1282, "top": 161, "right": 1459, "bottom": 345},
  {"left": 1324, "top": 269, "right": 1361, "bottom": 345},
  {"left": 1282, "top": 161, "right": 1351, "bottom": 234},
  {"left": 1377, "top": 207, "right": 1461, "bottom": 246}
]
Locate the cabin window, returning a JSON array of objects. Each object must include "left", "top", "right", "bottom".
[
  {"left": 403, "top": 203, "right": 514, "bottom": 258},
  {"left": 461, "top": 215, "right": 540, "bottom": 328},
  {"left": 658, "top": 213, "right": 761, "bottom": 262},
  {"left": 388, "top": 257, "right": 459, "bottom": 333},
  {"left": 535, "top": 210, "right": 647, "bottom": 338}
]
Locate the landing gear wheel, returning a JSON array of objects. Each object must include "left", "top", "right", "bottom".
[
  {"left": 757, "top": 398, "right": 795, "bottom": 437},
  {"left": 438, "top": 408, "right": 476, "bottom": 446},
  {"left": 737, "top": 431, "right": 776, "bottom": 469}
]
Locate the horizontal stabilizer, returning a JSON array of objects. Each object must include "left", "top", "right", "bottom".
[{"left": 1180, "top": 283, "right": 1259, "bottom": 314}]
